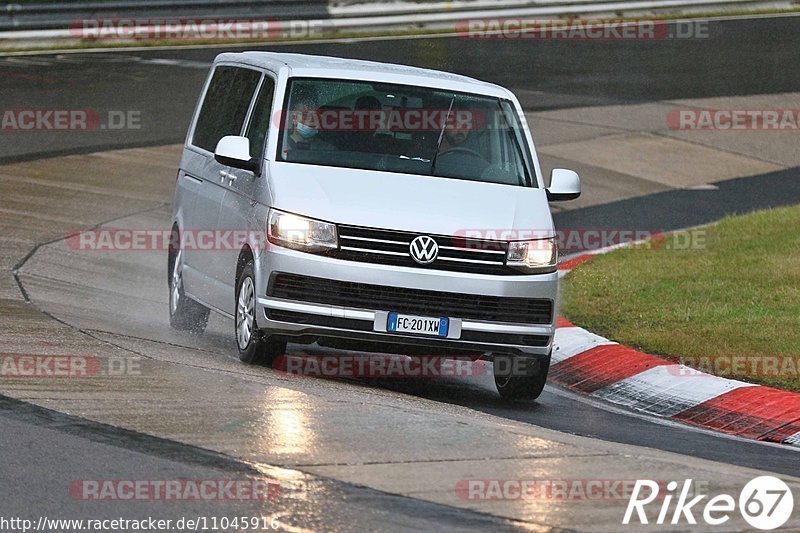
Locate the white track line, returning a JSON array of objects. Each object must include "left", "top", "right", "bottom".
[
  {"left": 552, "top": 327, "right": 616, "bottom": 364},
  {"left": 593, "top": 365, "right": 758, "bottom": 417}
]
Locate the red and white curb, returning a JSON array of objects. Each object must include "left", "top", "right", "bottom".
[{"left": 554, "top": 252, "right": 800, "bottom": 448}]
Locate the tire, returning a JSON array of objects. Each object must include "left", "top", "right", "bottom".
[
  {"left": 168, "top": 245, "right": 209, "bottom": 334},
  {"left": 493, "top": 353, "right": 550, "bottom": 401},
  {"left": 235, "top": 259, "right": 286, "bottom": 365}
]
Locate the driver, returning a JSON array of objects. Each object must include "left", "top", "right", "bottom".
[
  {"left": 432, "top": 101, "right": 493, "bottom": 179},
  {"left": 439, "top": 103, "right": 473, "bottom": 151},
  {"left": 438, "top": 101, "right": 490, "bottom": 158}
]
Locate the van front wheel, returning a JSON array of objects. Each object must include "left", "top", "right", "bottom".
[
  {"left": 235, "top": 260, "right": 286, "bottom": 365},
  {"left": 493, "top": 353, "right": 550, "bottom": 401}
]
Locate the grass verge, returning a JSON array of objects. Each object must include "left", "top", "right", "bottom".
[{"left": 561, "top": 205, "right": 800, "bottom": 392}]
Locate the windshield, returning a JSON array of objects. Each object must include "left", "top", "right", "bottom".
[{"left": 277, "top": 78, "right": 534, "bottom": 187}]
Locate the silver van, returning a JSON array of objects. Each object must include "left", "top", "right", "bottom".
[{"left": 169, "top": 52, "right": 580, "bottom": 400}]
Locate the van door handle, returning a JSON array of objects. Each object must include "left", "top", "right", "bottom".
[{"left": 219, "top": 171, "right": 237, "bottom": 182}]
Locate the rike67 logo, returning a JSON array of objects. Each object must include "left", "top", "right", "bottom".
[{"left": 624, "top": 476, "right": 794, "bottom": 530}]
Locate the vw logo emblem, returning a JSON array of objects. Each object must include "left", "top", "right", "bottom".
[{"left": 409, "top": 235, "right": 439, "bottom": 265}]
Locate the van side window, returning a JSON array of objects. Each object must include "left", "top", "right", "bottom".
[
  {"left": 193, "top": 66, "right": 261, "bottom": 152},
  {"left": 246, "top": 76, "right": 276, "bottom": 159}
]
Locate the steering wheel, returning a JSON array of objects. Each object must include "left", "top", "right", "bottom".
[{"left": 437, "top": 146, "right": 488, "bottom": 161}]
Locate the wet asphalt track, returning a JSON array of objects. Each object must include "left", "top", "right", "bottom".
[{"left": 2, "top": 14, "right": 800, "bottom": 526}]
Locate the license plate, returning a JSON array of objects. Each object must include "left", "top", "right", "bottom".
[{"left": 387, "top": 312, "right": 449, "bottom": 337}]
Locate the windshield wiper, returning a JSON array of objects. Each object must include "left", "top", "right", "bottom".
[{"left": 429, "top": 96, "right": 454, "bottom": 175}]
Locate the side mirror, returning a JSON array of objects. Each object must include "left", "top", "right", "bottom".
[
  {"left": 547, "top": 169, "right": 581, "bottom": 201},
  {"left": 214, "top": 136, "right": 259, "bottom": 174}
]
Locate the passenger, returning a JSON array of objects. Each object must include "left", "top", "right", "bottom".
[{"left": 285, "top": 96, "right": 334, "bottom": 151}]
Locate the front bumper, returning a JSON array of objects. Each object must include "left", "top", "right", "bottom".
[{"left": 255, "top": 246, "right": 558, "bottom": 357}]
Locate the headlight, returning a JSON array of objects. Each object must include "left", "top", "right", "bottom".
[
  {"left": 267, "top": 209, "right": 338, "bottom": 252},
  {"left": 506, "top": 237, "right": 557, "bottom": 272}
]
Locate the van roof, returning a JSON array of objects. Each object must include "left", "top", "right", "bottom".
[{"left": 215, "top": 51, "right": 513, "bottom": 98}]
